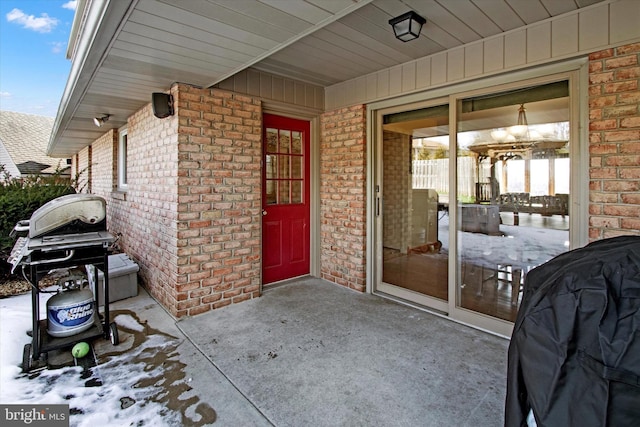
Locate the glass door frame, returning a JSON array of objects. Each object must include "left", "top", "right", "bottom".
[
  {"left": 373, "top": 98, "right": 451, "bottom": 314},
  {"left": 366, "top": 62, "right": 589, "bottom": 337}
]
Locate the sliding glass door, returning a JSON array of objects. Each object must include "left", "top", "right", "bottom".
[{"left": 373, "top": 75, "right": 578, "bottom": 335}]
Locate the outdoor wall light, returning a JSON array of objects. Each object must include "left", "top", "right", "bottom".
[
  {"left": 152, "top": 92, "right": 174, "bottom": 118},
  {"left": 93, "top": 114, "right": 110, "bottom": 127},
  {"left": 389, "top": 11, "right": 426, "bottom": 42}
]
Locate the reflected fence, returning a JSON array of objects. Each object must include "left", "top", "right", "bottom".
[{"left": 412, "top": 157, "right": 477, "bottom": 203}]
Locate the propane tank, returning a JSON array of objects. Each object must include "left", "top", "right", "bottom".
[{"left": 47, "top": 274, "right": 96, "bottom": 338}]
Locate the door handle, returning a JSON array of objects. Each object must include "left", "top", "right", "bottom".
[{"left": 262, "top": 210, "right": 267, "bottom": 216}]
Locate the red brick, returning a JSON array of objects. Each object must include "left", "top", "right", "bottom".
[
  {"left": 603, "top": 180, "right": 640, "bottom": 192},
  {"left": 589, "top": 192, "right": 618, "bottom": 203},
  {"left": 589, "top": 71, "right": 614, "bottom": 85},
  {"left": 618, "top": 92, "right": 640, "bottom": 105},
  {"left": 603, "top": 81, "right": 638, "bottom": 94},
  {"left": 615, "top": 66, "right": 640, "bottom": 80},
  {"left": 212, "top": 300, "right": 232, "bottom": 309},
  {"left": 620, "top": 167, "right": 640, "bottom": 178},
  {"left": 590, "top": 49, "right": 614, "bottom": 60},
  {"left": 621, "top": 218, "right": 640, "bottom": 230},
  {"left": 616, "top": 43, "right": 640, "bottom": 55},
  {"left": 589, "top": 61, "right": 603, "bottom": 73},
  {"left": 604, "top": 155, "right": 640, "bottom": 166},
  {"left": 621, "top": 193, "right": 640, "bottom": 204},
  {"left": 603, "top": 130, "right": 640, "bottom": 142},
  {"left": 188, "top": 305, "right": 212, "bottom": 316},
  {"left": 589, "top": 168, "right": 617, "bottom": 179},
  {"left": 589, "top": 132, "right": 602, "bottom": 143},
  {"left": 588, "top": 95, "right": 617, "bottom": 108},
  {"left": 202, "top": 293, "right": 222, "bottom": 304},
  {"left": 603, "top": 204, "right": 640, "bottom": 217},
  {"left": 589, "top": 120, "right": 617, "bottom": 131},
  {"left": 604, "top": 55, "right": 638, "bottom": 70},
  {"left": 589, "top": 216, "right": 620, "bottom": 228},
  {"left": 189, "top": 287, "right": 212, "bottom": 298},
  {"left": 588, "top": 85, "right": 602, "bottom": 97},
  {"left": 621, "top": 117, "right": 640, "bottom": 128}
]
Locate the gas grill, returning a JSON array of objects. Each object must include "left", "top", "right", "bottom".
[{"left": 7, "top": 194, "right": 119, "bottom": 372}]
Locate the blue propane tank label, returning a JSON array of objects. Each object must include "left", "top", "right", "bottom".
[{"left": 48, "top": 301, "right": 95, "bottom": 328}]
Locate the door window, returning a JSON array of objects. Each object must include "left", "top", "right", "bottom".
[
  {"left": 456, "top": 81, "right": 571, "bottom": 322},
  {"left": 265, "top": 128, "right": 304, "bottom": 205},
  {"left": 377, "top": 103, "right": 450, "bottom": 312}
]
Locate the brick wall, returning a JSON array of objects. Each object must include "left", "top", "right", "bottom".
[
  {"left": 320, "top": 105, "right": 367, "bottom": 291},
  {"left": 90, "top": 130, "right": 117, "bottom": 221},
  {"left": 90, "top": 130, "right": 116, "bottom": 195},
  {"left": 69, "top": 154, "right": 78, "bottom": 187},
  {"left": 174, "top": 84, "right": 262, "bottom": 316},
  {"left": 588, "top": 42, "right": 640, "bottom": 239},
  {"left": 82, "top": 83, "right": 262, "bottom": 318},
  {"left": 102, "top": 95, "right": 181, "bottom": 314},
  {"left": 76, "top": 145, "right": 91, "bottom": 193}
]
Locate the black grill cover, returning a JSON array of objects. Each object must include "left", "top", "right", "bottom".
[{"left": 505, "top": 236, "right": 640, "bottom": 427}]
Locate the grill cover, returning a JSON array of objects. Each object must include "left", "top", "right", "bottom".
[{"left": 505, "top": 236, "right": 640, "bottom": 426}]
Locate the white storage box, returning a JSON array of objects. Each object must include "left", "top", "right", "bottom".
[{"left": 86, "top": 253, "right": 139, "bottom": 305}]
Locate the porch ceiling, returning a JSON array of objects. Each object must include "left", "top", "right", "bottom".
[{"left": 49, "top": 0, "right": 605, "bottom": 157}]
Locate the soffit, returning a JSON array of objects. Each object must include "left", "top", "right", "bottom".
[{"left": 49, "top": 0, "right": 605, "bottom": 157}]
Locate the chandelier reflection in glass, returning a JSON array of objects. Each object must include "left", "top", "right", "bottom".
[{"left": 491, "top": 104, "right": 532, "bottom": 143}]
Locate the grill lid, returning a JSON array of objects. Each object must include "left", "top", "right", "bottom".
[{"left": 29, "top": 194, "right": 106, "bottom": 238}]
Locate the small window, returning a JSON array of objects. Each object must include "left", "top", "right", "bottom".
[{"left": 118, "top": 129, "right": 128, "bottom": 191}]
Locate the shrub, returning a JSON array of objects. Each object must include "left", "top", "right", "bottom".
[{"left": 0, "top": 165, "right": 76, "bottom": 273}]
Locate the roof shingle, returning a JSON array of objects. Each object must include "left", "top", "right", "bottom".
[{"left": 0, "top": 110, "right": 69, "bottom": 178}]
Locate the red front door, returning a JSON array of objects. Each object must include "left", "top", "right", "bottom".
[{"left": 262, "top": 114, "right": 311, "bottom": 284}]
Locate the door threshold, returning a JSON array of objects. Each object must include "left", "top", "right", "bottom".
[
  {"left": 263, "top": 275, "right": 311, "bottom": 292},
  {"left": 373, "top": 289, "right": 510, "bottom": 340}
]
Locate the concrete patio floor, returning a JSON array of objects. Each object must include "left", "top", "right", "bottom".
[{"left": 102, "top": 277, "right": 509, "bottom": 426}]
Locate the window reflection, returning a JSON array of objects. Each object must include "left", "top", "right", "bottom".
[
  {"left": 265, "top": 126, "right": 304, "bottom": 205},
  {"left": 455, "top": 84, "right": 571, "bottom": 322}
]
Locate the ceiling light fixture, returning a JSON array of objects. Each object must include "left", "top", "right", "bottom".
[
  {"left": 389, "top": 11, "right": 426, "bottom": 42},
  {"left": 490, "top": 104, "right": 531, "bottom": 143},
  {"left": 93, "top": 114, "right": 110, "bottom": 127},
  {"left": 509, "top": 104, "right": 529, "bottom": 139}
]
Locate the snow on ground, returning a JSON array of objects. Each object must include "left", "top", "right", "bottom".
[{"left": 0, "top": 291, "right": 215, "bottom": 426}]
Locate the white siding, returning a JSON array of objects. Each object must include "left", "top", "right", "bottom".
[
  {"left": 552, "top": 15, "right": 579, "bottom": 57},
  {"left": 326, "top": 0, "right": 640, "bottom": 110},
  {"left": 216, "top": 68, "right": 325, "bottom": 111},
  {"left": 610, "top": 0, "right": 640, "bottom": 44},
  {"left": 579, "top": 7, "right": 609, "bottom": 50},
  {"left": 484, "top": 37, "right": 505, "bottom": 73},
  {"left": 465, "top": 42, "right": 484, "bottom": 78},
  {"left": 527, "top": 22, "right": 552, "bottom": 63}
]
